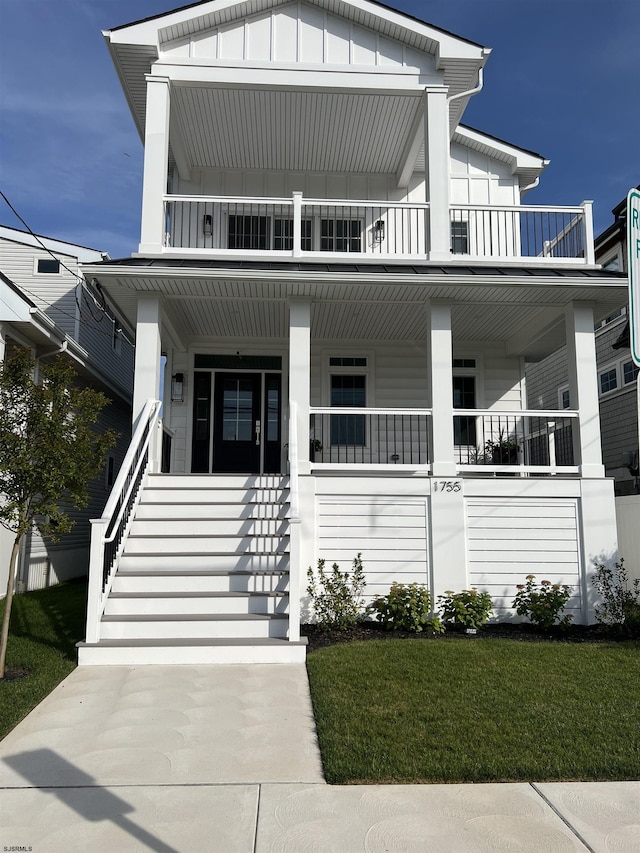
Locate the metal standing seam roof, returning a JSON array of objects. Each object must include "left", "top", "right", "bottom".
[{"left": 93, "top": 257, "right": 627, "bottom": 280}]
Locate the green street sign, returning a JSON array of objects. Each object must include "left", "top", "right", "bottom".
[{"left": 629, "top": 187, "right": 640, "bottom": 367}]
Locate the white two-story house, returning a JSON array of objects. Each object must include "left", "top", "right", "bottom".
[{"left": 78, "top": 0, "right": 627, "bottom": 664}]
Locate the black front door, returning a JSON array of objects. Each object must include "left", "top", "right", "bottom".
[
  {"left": 191, "top": 370, "right": 282, "bottom": 474},
  {"left": 213, "top": 373, "right": 262, "bottom": 473}
]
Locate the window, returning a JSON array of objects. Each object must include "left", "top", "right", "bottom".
[
  {"left": 623, "top": 360, "right": 639, "bottom": 385},
  {"left": 599, "top": 368, "right": 618, "bottom": 394},
  {"left": 330, "top": 374, "right": 366, "bottom": 445},
  {"left": 36, "top": 258, "right": 60, "bottom": 274},
  {"left": 451, "top": 221, "right": 469, "bottom": 254},
  {"left": 329, "top": 357, "right": 367, "bottom": 367},
  {"left": 453, "top": 358, "right": 476, "bottom": 369},
  {"left": 321, "top": 219, "right": 361, "bottom": 252},
  {"left": 453, "top": 375, "right": 476, "bottom": 446},
  {"left": 273, "top": 218, "right": 312, "bottom": 251},
  {"left": 560, "top": 388, "right": 570, "bottom": 409},
  {"left": 228, "top": 215, "right": 269, "bottom": 249}
]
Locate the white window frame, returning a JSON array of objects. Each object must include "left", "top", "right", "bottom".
[
  {"left": 34, "top": 257, "right": 63, "bottom": 275},
  {"left": 598, "top": 355, "right": 639, "bottom": 399}
]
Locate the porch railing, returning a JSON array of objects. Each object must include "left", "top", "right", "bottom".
[
  {"left": 309, "top": 408, "right": 432, "bottom": 466},
  {"left": 287, "top": 401, "right": 301, "bottom": 643},
  {"left": 162, "top": 193, "right": 594, "bottom": 264},
  {"left": 454, "top": 409, "right": 579, "bottom": 473},
  {"left": 85, "top": 399, "right": 162, "bottom": 644}
]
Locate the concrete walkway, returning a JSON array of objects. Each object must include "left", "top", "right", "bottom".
[{"left": 0, "top": 665, "right": 638, "bottom": 852}]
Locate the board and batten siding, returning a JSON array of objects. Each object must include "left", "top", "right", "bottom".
[
  {"left": 466, "top": 498, "right": 582, "bottom": 620},
  {"left": 316, "top": 497, "right": 429, "bottom": 600}
]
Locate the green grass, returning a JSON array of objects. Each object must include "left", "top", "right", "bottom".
[
  {"left": 306, "top": 638, "right": 640, "bottom": 784},
  {"left": 0, "top": 579, "right": 87, "bottom": 740}
]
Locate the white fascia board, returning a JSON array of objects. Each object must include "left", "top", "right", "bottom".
[
  {"left": 1, "top": 279, "right": 33, "bottom": 322},
  {"left": 453, "top": 126, "right": 549, "bottom": 175}
]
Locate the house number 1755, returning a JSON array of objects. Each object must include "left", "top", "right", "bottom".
[{"left": 433, "top": 480, "right": 462, "bottom": 493}]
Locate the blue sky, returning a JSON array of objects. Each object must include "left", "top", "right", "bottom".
[{"left": 0, "top": 0, "right": 637, "bottom": 258}]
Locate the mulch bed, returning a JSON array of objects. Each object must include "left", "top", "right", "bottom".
[{"left": 302, "top": 621, "right": 634, "bottom": 653}]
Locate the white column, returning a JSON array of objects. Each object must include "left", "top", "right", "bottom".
[
  {"left": 424, "top": 87, "right": 450, "bottom": 261},
  {"left": 565, "top": 302, "right": 605, "bottom": 477},
  {"left": 139, "top": 75, "right": 170, "bottom": 254},
  {"left": 132, "top": 296, "right": 162, "bottom": 428},
  {"left": 428, "top": 301, "right": 456, "bottom": 477},
  {"left": 0, "top": 323, "right": 6, "bottom": 362},
  {"left": 289, "top": 299, "right": 311, "bottom": 477}
]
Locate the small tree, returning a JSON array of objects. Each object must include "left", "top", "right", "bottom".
[{"left": 0, "top": 349, "right": 116, "bottom": 678}]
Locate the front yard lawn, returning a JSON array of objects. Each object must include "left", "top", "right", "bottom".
[
  {"left": 0, "top": 579, "right": 87, "bottom": 740},
  {"left": 306, "top": 637, "right": 640, "bottom": 783}
]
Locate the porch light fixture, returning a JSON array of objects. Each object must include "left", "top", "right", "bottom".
[
  {"left": 171, "top": 372, "right": 184, "bottom": 402},
  {"left": 203, "top": 214, "right": 213, "bottom": 236},
  {"left": 373, "top": 219, "right": 385, "bottom": 243}
]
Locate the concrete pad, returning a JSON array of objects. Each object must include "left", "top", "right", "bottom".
[
  {"left": 0, "top": 664, "right": 324, "bottom": 787},
  {"left": 255, "top": 783, "right": 588, "bottom": 852},
  {"left": 535, "top": 782, "right": 640, "bottom": 853},
  {"left": 0, "top": 784, "right": 258, "bottom": 853}
]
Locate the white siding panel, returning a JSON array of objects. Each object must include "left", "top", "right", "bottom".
[
  {"left": 466, "top": 498, "right": 582, "bottom": 619},
  {"left": 247, "top": 13, "right": 272, "bottom": 60},
  {"left": 273, "top": 7, "right": 299, "bottom": 62},
  {"left": 317, "top": 498, "right": 429, "bottom": 599},
  {"left": 325, "top": 14, "right": 351, "bottom": 64},
  {"left": 299, "top": 4, "right": 326, "bottom": 62},
  {"left": 378, "top": 35, "right": 404, "bottom": 66},
  {"left": 352, "top": 24, "right": 377, "bottom": 65},
  {"left": 218, "top": 20, "right": 246, "bottom": 59}
]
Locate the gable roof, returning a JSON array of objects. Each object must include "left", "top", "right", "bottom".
[{"left": 105, "top": 0, "right": 489, "bottom": 142}]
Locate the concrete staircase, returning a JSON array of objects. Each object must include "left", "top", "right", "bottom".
[{"left": 77, "top": 474, "right": 306, "bottom": 664}]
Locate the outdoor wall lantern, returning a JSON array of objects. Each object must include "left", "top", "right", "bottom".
[
  {"left": 373, "top": 219, "right": 385, "bottom": 243},
  {"left": 203, "top": 214, "right": 213, "bottom": 236},
  {"left": 171, "top": 372, "right": 184, "bottom": 402}
]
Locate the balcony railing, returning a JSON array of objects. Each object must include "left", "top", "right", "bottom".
[
  {"left": 307, "top": 407, "right": 580, "bottom": 473},
  {"left": 162, "top": 194, "right": 594, "bottom": 264}
]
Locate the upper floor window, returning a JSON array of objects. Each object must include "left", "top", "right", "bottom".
[
  {"left": 36, "top": 258, "right": 60, "bottom": 274},
  {"left": 273, "top": 218, "right": 312, "bottom": 251},
  {"left": 228, "top": 215, "right": 269, "bottom": 250},
  {"left": 451, "top": 221, "right": 469, "bottom": 255},
  {"left": 623, "top": 360, "right": 639, "bottom": 385},
  {"left": 599, "top": 368, "right": 618, "bottom": 395},
  {"left": 321, "top": 219, "right": 361, "bottom": 253},
  {"left": 559, "top": 387, "right": 571, "bottom": 409}
]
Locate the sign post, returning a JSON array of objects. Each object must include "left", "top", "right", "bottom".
[
  {"left": 628, "top": 187, "right": 640, "bottom": 367},
  {"left": 627, "top": 188, "right": 640, "bottom": 481}
]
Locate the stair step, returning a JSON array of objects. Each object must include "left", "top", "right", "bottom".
[
  {"left": 77, "top": 637, "right": 307, "bottom": 665},
  {"left": 123, "top": 535, "right": 289, "bottom": 555},
  {"left": 118, "top": 554, "right": 290, "bottom": 572},
  {"left": 146, "top": 474, "right": 289, "bottom": 489},
  {"left": 135, "top": 503, "right": 289, "bottom": 520},
  {"left": 100, "top": 613, "right": 288, "bottom": 640},
  {"left": 139, "top": 488, "right": 290, "bottom": 505},
  {"left": 129, "top": 519, "right": 289, "bottom": 537},
  {"left": 105, "top": 591, "right": 288, "bottom": 616},
  {"left": 111, "top": 569, "right": 289, "bottom": 594}
]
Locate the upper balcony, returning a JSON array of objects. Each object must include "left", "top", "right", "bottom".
[{"left": 158, "top": 193, "right": 595, "bottom": 265}]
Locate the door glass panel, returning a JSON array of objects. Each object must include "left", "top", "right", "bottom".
[
  {"left": 222, "top": 379, "right": 254, "bottom": 441},
  {"left": 453, "top": 375, "right": 476, "bottom": 446},
  {"left": 267, "top": 386, "right": 279, "bottom": 441},
  {"left": 330, "top": 374, "right": 366, "bottom": 446}
]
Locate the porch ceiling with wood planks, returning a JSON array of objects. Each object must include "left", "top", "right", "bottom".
[{"left": 87, "top": 265, "right": 627, "bottom": 356}]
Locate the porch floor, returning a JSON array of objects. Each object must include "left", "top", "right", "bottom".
[{"left": 1, "top": 664, "right": 636, "bottom": 852}]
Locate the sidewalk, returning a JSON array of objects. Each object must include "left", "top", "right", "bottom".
[{"left": 0, "top": 664, "right": 638, "bottom": 852}]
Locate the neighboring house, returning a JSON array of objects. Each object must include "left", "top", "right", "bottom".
[
  {"left": 526, "top": 192, "right": 639, "bottom": 496},
  {"left": 0, "top": 227, "right": 135, "bottom": 594},
  {"left": 78, "top": 0, "right": 627, "bottom": 665}
]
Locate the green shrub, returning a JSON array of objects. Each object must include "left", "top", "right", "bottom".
[
  {"left": 369, "top": 583, "right": 443, "bottom": 633},
  {"left": 438, "top": 588, "right": 493, "bottom": 630},
  {"left": 592, "top": 558, "right": 640, "bottom": 635},
  {"left": 512, "top": 575, "right": 572, "bottom": 629},
  {"left": 306, "top": 553, "right": 366, "bottom": 630}
]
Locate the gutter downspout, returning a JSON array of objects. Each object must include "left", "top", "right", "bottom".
[{"left": 447, "top": 68, "right": 484, "bottom": 105}]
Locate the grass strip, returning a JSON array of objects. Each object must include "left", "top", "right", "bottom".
[
  {"left": 0, "top": 579, "right": 87, "bottom": 740},
  {"left": 306, "top": 638, "right": 640, "bottom": 783}
]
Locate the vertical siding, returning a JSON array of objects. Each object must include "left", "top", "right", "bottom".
[
  {"left": 615, "top": 496, "right": 640, "bottom": 581},
  {"left": 466, "top": 499, "right": 582, "bottom": 619}
]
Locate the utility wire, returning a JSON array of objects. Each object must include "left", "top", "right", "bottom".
[{"left": 0, "top": 189, "right": 135, "bottom": 348}]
